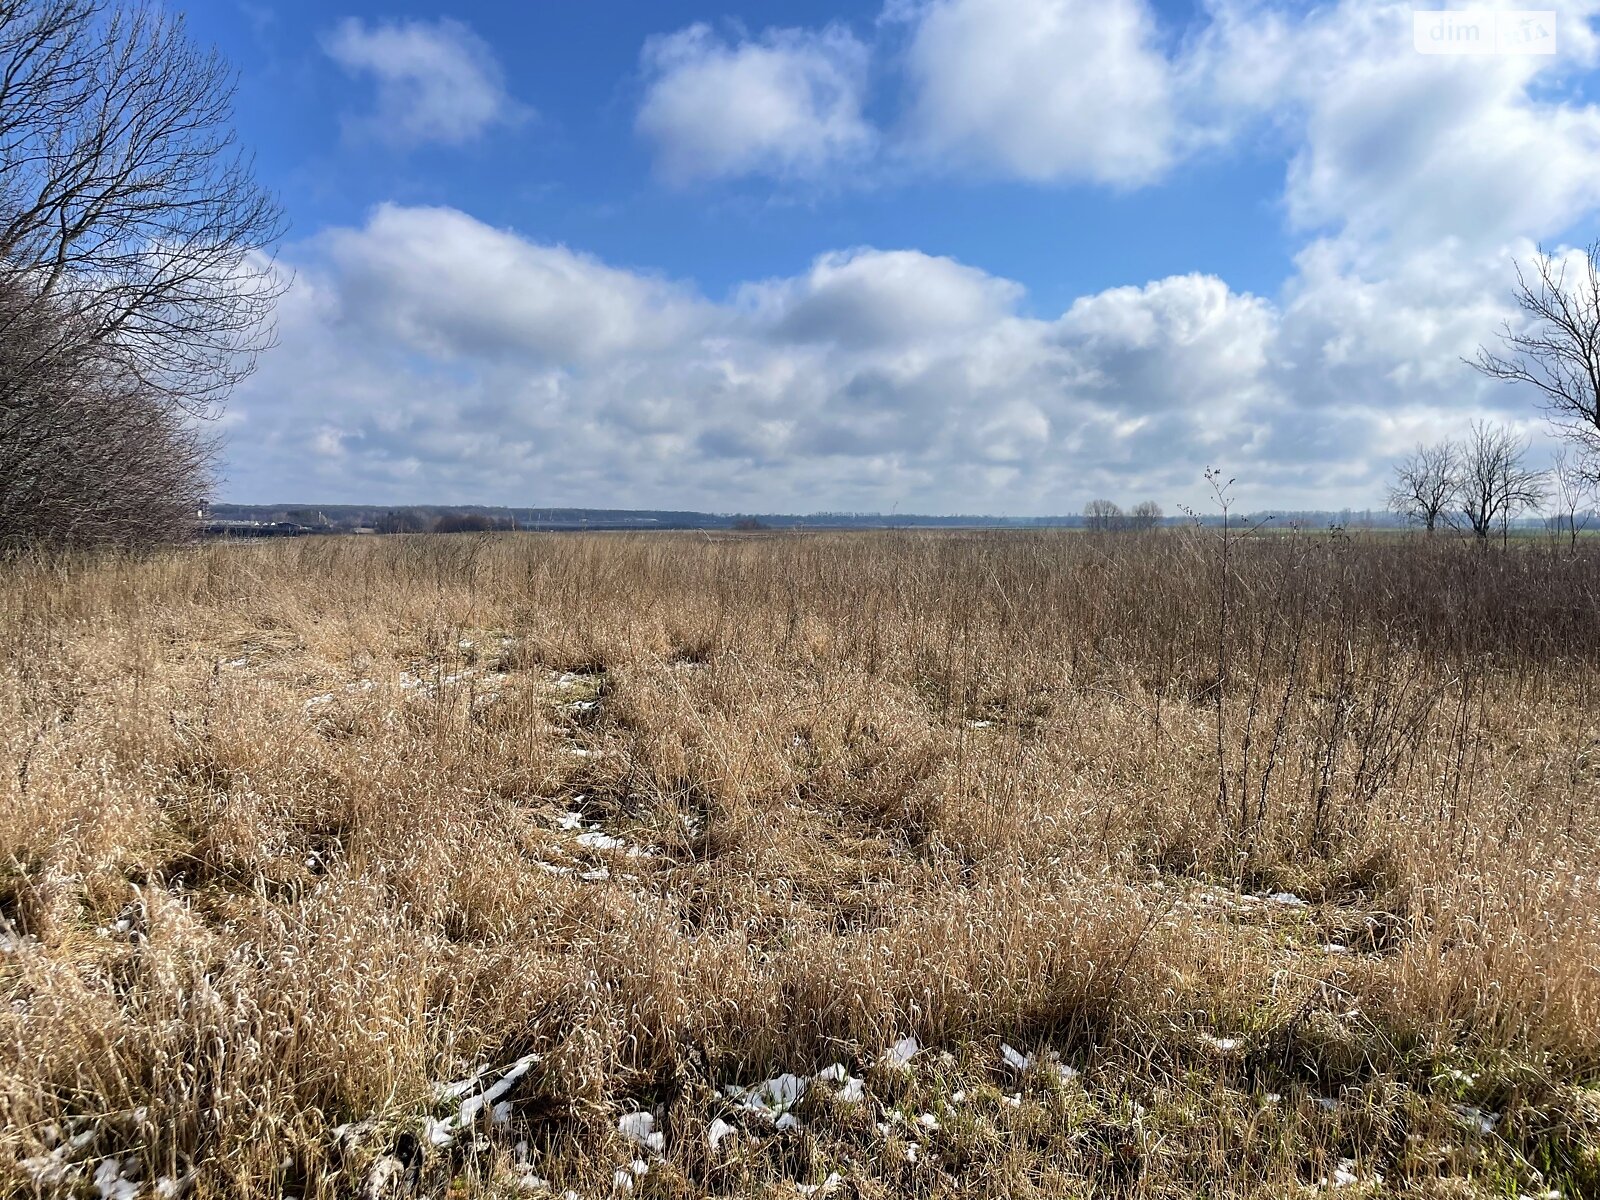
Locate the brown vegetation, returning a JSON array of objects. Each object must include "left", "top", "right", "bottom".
[{"left": 2, "top": 530, "right": 1599, "bottom": 1198}]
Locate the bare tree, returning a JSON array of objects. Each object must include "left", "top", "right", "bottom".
[
  {"left": 0, "top": 1, "right": 282, "bottom": 549},
  {"left": 0, "top": 1, "right": 284, "bottom": 418},
  {"left": 1386, "top": 440, "right": 1458, "bottom": 532},
  {"left": 1129, "top": 500, "right": 1163, "bottom": 531},
  {"left": 1454, "top": 421, "right": 1547, "bottom": 544},
  {"left": 1549, "top": 447, "right": 1595, "bottom": 550},
  {"left": 1472, "top": 243, "right": 1600, "bottom": 481},
  {"left": 1084, "top": 499, "right": 1123, "bottom": 531}
]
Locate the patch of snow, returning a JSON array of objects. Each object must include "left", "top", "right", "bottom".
[
  {"left": 1264, "top": 892, "right": 1309, "bottom": 908},
  {"left": 1201, "top": 1034, "right": 1245, "bottom": 1052},
  {"left": 365, "top": 1154, "right": 405, "bottom": 1198},
  {"left": 492, "top": 1101, "right": 513, "bottom": 1125},
  {"left": 797, "top": 1173, "right": 843, "bottom": 1196},
  {"left": 513, "top": 1165, "right": 550, "bottom": 1192},
  {"left": 617, "top": 1112, "right": 665, "bottom": 1155},
  {"left": 1321, "top": 943, "right": 1351, "bottom": 954},
  {"left": 1050, "top": 1059, "right": 1080, "bottom": 1084},
  {"left": 93, "top": 1158, "right": 140, "bottom": 1200},
  {"left": 1000, "top": 1043, "right": 1031, "bottom": 1073},
  {"left": 724, "top": 1073, "right": 808, "bottom": 1120},
  {"left": 428, "top": 1053, "right": 540, "bottom": 1147},
  {"left": 1452, "top": 1104, "right": 1499, "bottom": 1135},
  {"left": 1319, "top": 1158, "right": 1382, "bottom": 1189},
  {"left": 575, "top": 831, "right": 625, "bottom": 851},
  {"left": 916, "top": 1112, "right": 940, "bottom": 1131},
  {"left": 706, "top": 1117, "right": 738, "bottom": 1152},
  {"left": 883, "top": 1036, "right": 919, "bottom": 1069},
  {"left": 835, "top": 1076, "right": 865, "bottom": 1103},
  {"left": 775, "top": 1112, "right": 800, "bottom": 1132},
  {"left": 556, "top": 812, "right": 587, "bottom": 830},
  {"left": 20, "top": 1129, "right": 97, "bottom": 1185},
  {"left": 222, "top": 656, "right": 249, "bottom": 668},
  {"left": 579, "top": 867, "right": 610, "bottom": 882},
  {"left": 303, "top": 693, "right": 334, "bottom": 710}
]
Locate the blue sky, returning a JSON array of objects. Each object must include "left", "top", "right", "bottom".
[{"left": 203, "top": 0, "right": 1600, "bottom": 513}]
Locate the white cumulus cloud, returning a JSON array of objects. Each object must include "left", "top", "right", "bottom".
[
  {"left": 324, "top": 16, "right": 525, "bottom": 148},
  {"left": 223, "top": 205, "right": 1532, "bottom": 514},
  {"left": 897, "top": 0, "right": 1177, "bottom": 186},
  {"left": 637, "top": 23, "right": 875, "bottom": 183}
]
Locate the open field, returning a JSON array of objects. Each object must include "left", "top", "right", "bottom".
[{"left": 3, "top": 530, "right": 1600, "bottom": 1199}]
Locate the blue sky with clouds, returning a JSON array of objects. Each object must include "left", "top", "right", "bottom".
[{"left": 198, "top": 0, "right": 1600, "bottom": 513}]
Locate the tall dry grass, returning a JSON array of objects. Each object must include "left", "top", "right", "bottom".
[{"left": 1, "top": 529, "right": 1599, "bottom": 1198}]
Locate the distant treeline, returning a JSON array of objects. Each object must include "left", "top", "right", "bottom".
[{"left": 198, "top": 503, "right": 1529, "bottom": 534}]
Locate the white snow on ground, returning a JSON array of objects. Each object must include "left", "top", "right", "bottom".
[
  {"left": 716, "top": 1061, "right": 868, "bottom": 1137},
  {"left": 1452, "top": 1104, "right": 1499, "bottom": 1135},
  {"left": 883, "top": 1036, "right": 919, "bottom": 1069},
  {"left": 1200, "top": 1034, "right": 1245, "bottom": 1052},
  {"left": 92, "top": 1158, "right": 140, "bottom": 1200},
  {"left": 427, "top": 1053, "right": 541, "bottom": 1148},
  {"left": 706, "top": 1117, "right": 739, "bottom": 1152},
  {"left": 796, "top": 1172, "right": 843, "bottom": 1196},
  {"left": 723, "top": 1073, "right": 808, "bottom": 1120},
  {"left": 0, "top": 927, "right": 30, "bottom": 954},
  {"left": 612, "top": 1159, "right": 651, "bottom": 1193},
  {"left": 1319, "top": 1158, "right": 1382, "bottom": 1189},
  {"left": 552, "top": 807, "right": 659, "bottom": 866},
  {"left": 999, "top": 1043, "right": 1081, "bottom": 1083},
  {"left": 20, "top": 1129, "right": 97, "bottom": 1186},
  {"left": 1265, "top": 892, "right": 1309, "bottom": 908},
  {"left": 617, "top": 1111, "right": 665, "bottom": 1154}
]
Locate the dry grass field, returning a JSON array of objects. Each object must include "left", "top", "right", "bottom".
[{"left": 3, "top": 529, "right": 1600, "bottom": 1199}]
